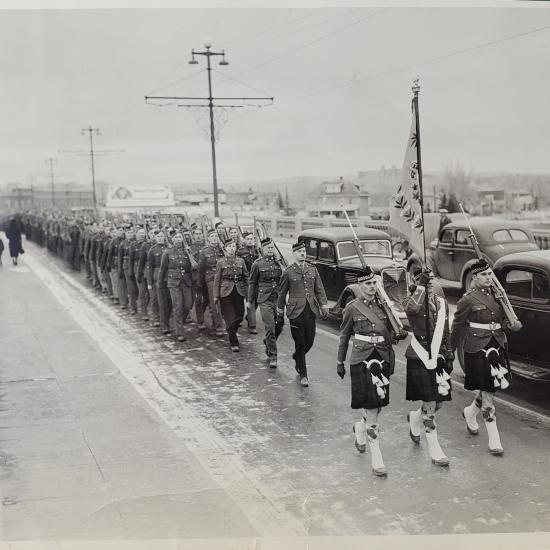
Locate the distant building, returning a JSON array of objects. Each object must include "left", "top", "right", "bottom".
[
  {"left": 175, "top": 189, "right": 227, "bottom": 207},
  {"left": 0, "top": 184, "right": 94, "bottom": 211},
  {"left": 106, "top": 184, "right": 176, "bottom": 212},
  {"left": 307, "top": 177, "right": 370, "bottom": 218},
  {"left": 477, "top": 188, "right": 533, "bottom": 215}
]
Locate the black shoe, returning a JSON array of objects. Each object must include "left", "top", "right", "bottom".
[{"left": 407, "top": 413, "right": 421, "bottom": 444}]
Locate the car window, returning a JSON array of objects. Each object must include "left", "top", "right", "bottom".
[
  {"left": 493, "top": 230, "right": 511, "bottom": 242},
  {"left": 440, "top": 230, "right": 453, "bottom": 244},
  {"left": 505, "top": 269, "right": 550, "bottom": 302},
  {"left": 455, "top": 229, "right": 472, "bottom": 246},
  {"left": 337, "top": 239, "right": 391, "bottom": 260},
  {"left": 509, "top": 229, "right": 530, "bottom": 242},
  {"left": 305, "top": 239, "right": 318, "bottom": 259},
  {"left": 318, "top": 241, "right": 335, "bottom": 262}
]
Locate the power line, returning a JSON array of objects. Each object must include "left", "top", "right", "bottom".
[
  {"left": 279, "top": 21, "right": 550, "bottom": 106},
  {"left": 230, "top": 8, "right": 391, "bottom": 80},
  {"left": 223, "top": 8, "right": 325, "bottom": 47}
]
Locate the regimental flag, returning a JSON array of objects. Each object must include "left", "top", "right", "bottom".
[{"left": 389, "top": 94, "right": 425, "bottom": 260}]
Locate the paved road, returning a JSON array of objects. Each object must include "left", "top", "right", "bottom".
[{"left": 2, "top": 241, "right": 550, "bottom": 547}]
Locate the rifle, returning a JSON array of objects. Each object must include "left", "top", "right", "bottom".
[
  {"left": 341, "top": 204, "right": 404, "bottom": 333},
  {"left": 458, "top": 203, "right": 521, "bottom": 328},
  {"left": 259, "top": 220, "right": 288, "bottom": 269}
]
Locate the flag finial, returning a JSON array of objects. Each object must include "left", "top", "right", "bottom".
[{"left": 412, "top": 77, "right": 420, "bottom": 94}]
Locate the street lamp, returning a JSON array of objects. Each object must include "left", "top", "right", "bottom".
[{"left": 188, "top": 43, "right": 230, "bottom": 217}]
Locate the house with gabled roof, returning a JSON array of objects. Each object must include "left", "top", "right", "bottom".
[{"left": 307, "top": 177, "right": 370, "bottom": 218}]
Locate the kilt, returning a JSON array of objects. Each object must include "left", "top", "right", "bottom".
[
  {"left": 406, "top": 357, "right": 452, "bottom": 402},
  {"left": 464, "top": 337, "right": 510, "bottom": 392},
  {"left": 350, "top": 350, "right": 390, "bottom": 410}
]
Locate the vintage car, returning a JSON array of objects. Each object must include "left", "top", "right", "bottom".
[
  {"left": 407, "top": 218, "right": 539, "bottom": 291},
  {"left": 297, "top": 228, "right": 409, "bottom": 323},
  {"left": 493, "top": 250, "right": 550, "bottom": 381}
]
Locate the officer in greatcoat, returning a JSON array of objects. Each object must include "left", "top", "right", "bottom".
[
  {"left": 277, "top": 241, "right": 329, "bottom": 387},
  {"left": 189, "top": 226, "right": 206, "bottom": 331},
  {"left": 247, "top": 237, "right": 284, "bottom": 367},
  {"left": 147, "top": 230, "right": 170, "bottom": 331},
  {"left": 131, "top": 227, "right": 149, "bottom": 321},
  {"left": 118, "top": 225, "right": 137, "bottom": 312},
  {"left": 403, "top": 269, "right": 454, "bottom": 467},
  {"left": 451, "top": 259, "right": 522, "bottom": 456},
  {"left": 336, "top": 267, "right": 407, "bottom": 477}
]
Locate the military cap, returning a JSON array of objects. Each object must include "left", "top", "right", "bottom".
[
  {"left": 471, "top": 259, "right": 491, "bottom": 275},
  {"left": 261, "top": 237, "right": 273, "bottom": 247},
  {"left": 357, "top": 266, "right": 375, "bottom": 283},
  {"left": 292, "top": 241, "right": 306, "bottom": 252}
]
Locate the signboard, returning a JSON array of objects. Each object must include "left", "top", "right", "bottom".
[{"left": 105, "top": 185, "right": 175, "bottom": 208}]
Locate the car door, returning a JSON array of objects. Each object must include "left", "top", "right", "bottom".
[
  {"left": 452, "top": 229, "right": 477, "bottom": 281},
  {"left": 315, "top": 240, "right": 339, "bottom": 300},
  {"left": 501, "top": 266, "right": 550, "bottom": 365},
  {"left": 432, "top": 228, "right": 456, "bottom": 280}
]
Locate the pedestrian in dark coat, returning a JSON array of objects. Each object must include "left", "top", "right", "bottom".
[{"left": 6, "top": 217, "right": 24, "bottom": 265}]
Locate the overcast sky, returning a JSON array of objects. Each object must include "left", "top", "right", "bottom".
[{"left": 1, "top": 5, "right": 550, "bottom": 190}]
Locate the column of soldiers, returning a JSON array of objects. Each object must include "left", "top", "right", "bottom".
[{"left": 18, "top": 211, "right": 523, "bottom": 479}]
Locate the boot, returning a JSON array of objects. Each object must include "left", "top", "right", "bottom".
[
  {"left": 483, "top": 408, "right": 504, "bottom": 455},
  {"left": 463, "top": 401, "right": 480, "bottom": 435},
  {"left": 366, "top": 425, "right": 387, "bottom": 477},
  {"left": 353, "top": 420, "right": 366, "bottom": 453},
  {"left": 424, "top": 429, "right": 450, "bottom": 467},
  {"left": 407, "top": 408, "right": 422, "bottom": 444}
]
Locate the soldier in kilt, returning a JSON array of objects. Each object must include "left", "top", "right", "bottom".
[
  {"left": 336, "top": 267, "right": 407, "bottom": 477},
  {"left": 403, "top": 269, "right": 454, "bottom": 467},
  {"left": 451, "top": 259, "right": 522, "bottom": 456}
]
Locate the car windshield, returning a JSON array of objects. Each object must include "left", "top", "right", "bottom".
[
  {"left": 337, "top": 239, "right": 392, "bottom": 260},
  {"left": 492, "top": 229, "right": 530, "bottom": 242}
]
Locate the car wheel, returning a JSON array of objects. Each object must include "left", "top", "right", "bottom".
[{"left": 463, "top": 270, "right": 473, "bottom": 292}]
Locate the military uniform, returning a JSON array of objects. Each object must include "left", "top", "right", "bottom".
[
  {"left": 106, "top": 235, "right": 122, "bottom": 304},
  {"left": 214, "top": 255, "right": 249, "bottom": 348},
  {"left": 237, "top": 244, "right": 260, "bottom": 333},
  {"left": 248, "top": 255, "right": 283, "bottom": 365},
  {"left": 403, "top": 286, "right": 452, "bottom": 403},
  {"left": 337, "top": 297, "right": 396, "bottom": 409},
  {"left": 277, "top": 261, "right": 327, "bottom": 379},
  {"left": 133, "top": 240, "right": 151, "bottom": 320},
  {"left": 451, "top": 287, "right": 510, "bottom": 392},
  {"left": 147, "top": 242, "right": 170, "bottom": 331},
  {"left": 158, "top": 246, "right": 194, "bottom": 339},
  {"left": 189, "top": 241, "right": 206, "bottom": 327},
  {"left": 117, "top": 238, "right": 136, "bottom": 310},
  {"left": 198, "top": 244, "right": 225, "bottom": 335}
]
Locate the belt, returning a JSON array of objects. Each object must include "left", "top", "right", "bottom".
[
  {"left": 469, "top": 322, "right": 501, "bottom": 330},
  {"left": 355, "top": 334, "right": 385, "bottom": 344}
]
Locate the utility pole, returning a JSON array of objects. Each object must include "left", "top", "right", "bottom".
[
  {"left": 59, "top": 127, "right": 124, "bottom": 211},
  {"left": 145, "top": 43, "right": 273, "bottom": 217},
  {"left": 46, "top": 158, "right": 57, "bottom": 207}
]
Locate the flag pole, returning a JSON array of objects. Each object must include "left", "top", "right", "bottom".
[{"left": 412, "top": 77, "right": 432, "bottom": 358}]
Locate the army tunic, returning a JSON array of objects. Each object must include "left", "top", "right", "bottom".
[
  {"left": 118, "top": 239, "right": 137, "bottom": 310},
  {"left": 147, "top": 243, "right": 170, "bottom": 329},
  {"left": 277, "top": 261, "right": 328, "bottom": 378},
  {"left": 337, "top": 297, "right": 395, "bottom": 409},
  {"left": 451, "top": 287, "right": 510, "bottom": 392},
  {"left": 214, "top": 256, "right": 249, "bottom": 347},
  {"left": 248, "top": 256, "right": 284, "bottom": 359},
  {"left": 403, "top": 286, "right": 452, "bottom": 403},
  {"left": 199, "top": 244, "right": 225, "bottom": 332},
  {"left": 238, "top": 245, "right": 260, "bottom": 330},
  {"left": 158, "top": 246, "right": 195, "bottom": 338},
  {"left": 133, "top": 241, "right": 151, "bottom": 318}
]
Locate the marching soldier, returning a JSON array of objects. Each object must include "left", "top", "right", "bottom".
[
  {"left": 147, "top": 230, "right": 170, "bottom": 332},
  {"left": 118, "top": 225, "right": 137, "bottom": 312},
  {"left": 277, "top": 241, "right": 329, "bottom": 387},
  {"left": 189, "top": 227, "right": 206, "bottom": 331},
  {"left": 403, "top": 269, "right": 454, "bottom": 467},
  {"left": 248, "top": 237, "right": 284, "bottom": 367},
  {"left": 451, "top": 259, "right": 522, "bottom": 456},
  {"left": 198, "top": 229, "right": 225, "bottom": 337},
  {"left": 106, "top": 226, "right": 125, "bottom": 306},
  {"left": 237, "top": 232, "right": 260, "bottom": 335},
  {"left": 213, "top": 240, "right": 249, "bottom": 352},
  {"left": 228, "top": 227, "right": 241, "bottom": 247},
  {"left": 131, "top": 227, "right": 150, "bottom": 321},
  {"left": 158, "top": 231, "right": 196, "bottom": 342},
  {"left": 100, "top": 226, "right": 117, "bottom": 301},
  {"left": 336, "top": 267, "right": 407, "bottom": 476}
]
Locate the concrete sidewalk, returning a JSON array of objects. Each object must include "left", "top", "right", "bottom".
[{"left": 0, "top": 247, "right": 256, "bottom": 541}]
